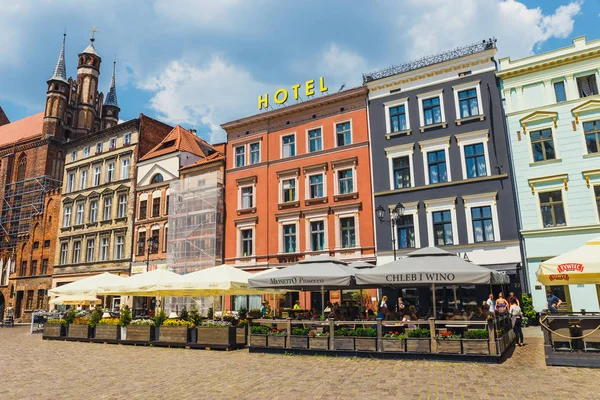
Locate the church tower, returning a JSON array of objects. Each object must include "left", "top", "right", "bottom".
[
  {"left": 103, "top": 61, "right": 120, "bottom": 129},
  {"left": 42, "top": 34, "right": 69, "bottom": 140},
  {"left": 74, "top": 31, "right": 102, "bottom": 135}
]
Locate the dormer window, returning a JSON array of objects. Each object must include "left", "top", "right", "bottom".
[{"left": 151, "top": 173, "right": 164, "bottom": 184}]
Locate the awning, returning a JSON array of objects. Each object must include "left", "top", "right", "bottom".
[
  {"left": 536, "top": 237, "right": 600, "bottom": 285},
  {"left": 51, "top": 295, "right": 102, "bottom": 305},
  {"left": 482, "top": 263, "right": 520, "bottom": 275}
]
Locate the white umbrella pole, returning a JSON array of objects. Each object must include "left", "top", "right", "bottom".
[
  {"left": 452, "top": 285, "right": 458, "bottom": 310},
  {"left": 221, "top": 291, "right": 225, "bottom": 321},
  {"left": 360, "top": 288, "right": 364, "bottom": 319},
  {"left": 321, "top": 286, "right": 325, "bottom": 316},
  {"left": 432, "top": 283, "right": 437, "bottom": 318}
]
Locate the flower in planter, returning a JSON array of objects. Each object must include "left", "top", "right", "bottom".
[
  {"left": 250, "top": 325, "right": 270, "bottom": 335},
  {"left": 162, "top": 319, "right": 194, "bottom": 328},
  {"left": 463, "top": 329, "right": 488, "bottom": 340},
  {"left": 406, "top": 328, "right": 430, "bottom": 338},
  {"left": 269, "top": 328, "right": 286, "bottom": 336},
  {"left": 308, "top": 331, "right": 328, "bottom": 337},
  {"left": 47, "top": 318, "right": 67, "bottom": 325},
  {"left": 72, "top": 317, "right": 91, "bottom": 325},
  {"left": 436, "top": 331, "right": 458, "bottom": 339},
  {"left": 291, "top": 328, "right": 310, "bottom": 336},
  {"left": 129, "top": 319, "right": 155, "bottom": 326},
  {"left": 97, "top": 318, "right": 120, "bottom": 325},
  {"left": 201, "top": 321, "right": 232, "bottom": 327},
  {"left": 384, "top": 331, "right": 405, "bottom": 339}
]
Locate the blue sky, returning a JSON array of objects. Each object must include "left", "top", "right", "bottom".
[{"left": 0, "top": 0, "right": 596, "bottom": 143}]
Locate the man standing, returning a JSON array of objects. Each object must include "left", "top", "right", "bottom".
[
  {"left": 508, "top": 292, "right": 520, "bottom": 309},
  {"left": 486, "top": 294, "right": 495, "bottom": 315},
  {"left": 396, "top": 296, "right": 406, "bottom": 314},
  {"left": 546, "top": 291, "right": 562, "bottom": 313}
]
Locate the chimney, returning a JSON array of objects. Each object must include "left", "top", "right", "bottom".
[
  {"left": 189, "top": 128, "right": 197, "bottom": 136},
  {"left": 0, "top": 106, "right": 10, "bottom": 127}
]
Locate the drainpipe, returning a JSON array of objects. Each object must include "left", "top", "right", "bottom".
[{"left": 364, "top": 90, "right": 378, "bottom": 264}]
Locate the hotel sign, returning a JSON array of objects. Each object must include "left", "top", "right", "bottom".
[{"left": 258, "top": 77, "right": 328, "bottom": 110}]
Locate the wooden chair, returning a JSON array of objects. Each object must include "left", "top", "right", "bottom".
[
  {"left": 549, "top": 318, "right": 572, "bottom": 351},
  {"left": 581, "top": 319, "right": 600, "bottom": 352}
]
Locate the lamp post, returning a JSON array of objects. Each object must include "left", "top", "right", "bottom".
[
  {"left": 139, "top": 237, "right": 158, "bottom": 272},
  {"left": 375, "top": 202, "right": 405, "bottom": 261}
]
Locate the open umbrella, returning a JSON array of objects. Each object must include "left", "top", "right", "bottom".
[
  {"left": 49, "top": 273, "right": 125, "bottom": 296},
  {"left": 536, "top": 237, "right": 600, "bottom": 285},
  {"left": 51, "top": 294, "right": 102, "bottom": 305},
  {"left": 98, "top": 269, "right": 185, "bottom": 296}
]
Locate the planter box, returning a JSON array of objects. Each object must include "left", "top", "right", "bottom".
[
  {"left": 267, "top": 335, "right": 286, "bottom": 348},
  {"left": 127, "top": 325, "right": 154, "bottom": 342},
  {"left": 436, "top": 339, "right": 462, "bottom": 354},
  {"left": 68, "top": 324, "right": 90, "bottom": 339},
  {"left": 334, "top": 336, "right": 355, "bottom": 351},
  {"left": 236, "top": 327, "right": 247, "bottom": 345},
  {"left": 159, "top": 326, "right": 189, "bottom": 344},
  {"left": 43, "top": 324, "right": 65, "bottom": 338},
  {"left": 355, "top": 337, "right": 377, "bottom": 352},
  {"left": 308, "top": 336, "right": 329, "bottom": 350},
  {"left": 382, "top": 338, "right": 405, "bottom": 352},
  {"left": 406, "top": 338, "right": 430, "bottom": 353},
  {"left": 196, "top": 326, "right": 235, "bottom": 346},
  {"left": 462, "top": 339, "right": 489, "bottom": 355},
  {"left": 249, "top": 334, "right": 267, "bottom": 347},
  {"left": 95, "top": 325, "right": 120, "bottom": 341},
  {"left": 290, "top": 336, "right": 309, "bottom": 349}
]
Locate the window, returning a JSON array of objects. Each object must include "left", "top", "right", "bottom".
[
  {"left": 37, "top": 289, "right": 45, "bottom": 309},
  {"left": 72, "top": 241, "right": 81, "bottom": 263},
  {"left": 109, "top": 137, "right": 117, "bottom": 149},
  {"left": 114, "top": 236, "right": 124, "bottom": 259},
  {"left": 96, "top": 142, "right": 103, "bottom": 154},
  {"left": 392, "top": 157, "right": 411, "bottom": 189},
  {"left": 310, "top": 221, "right": 325, "bottom": 251},
  {"left": 86, "top": 239, "right": 95, "bottom": 262},
  {"left": 139, "top": 200, "right": 147, "bottom": 219},
  {"left": 530, "top": 128, "right": 555, "bottom": 162},
  {"left": 75, "top": 202, "right": 85, "bottom": 225},
  {"left": 282, "top": 135, "right": 295, "bottom": 158},
  {"left": 540, "top": 191, "right": 566, "bottom": 227},
  {"left": 235, "top": 146, "right": 245, "bottom": 167},
  {"left": 30, "top": 260, "right": 37, "bottom": 276},
  {"left": 336, "top": 122, "right": 351, "bottom": 146},
  {"left": 427, "top": 150, "right": 448, "bottom": 184},
  {"left": 458, "top": 89, "right": 479, "bottom": 118},
  {"left": 83, "top": 147, "right": 90, "bottom": 158},
  {"left": 283, "top": 224, "right": 296, "bottom": 253},
  {"left": 577, "top": 74, "right": 599, "bottom": 98},
  {"left": 151, "top": 229, "right": 159, "bottom": 254},
  {"left": 79, "top": 169, "right": 87, "bottom": 190},
  {"left": 63, "top": 205, "right": 72, "bottom": 227},
  {"left": 106, "top": 162, "right": 115, "bottom": 182},
  {"left": 554, "top": 81, "right": 567, "bottom": 103},
  {"left": 309, "top": 175, "right": 324, "bottom": 198},
  {"left": 241, "top": 187, "right": 253, "bottom": 209},
  {"left": 100, "top": 237, "right": 109, "bottom": 261},
  {"left": 241, "top": 229, "right": 253, "bottom": 256},
  {"left": 397, "top": 215, "right": 415, "bottom": 249},
  {"left": 118, "top": 194, "right": 127, "bottom": 218},
  {"left": 596, "top": 186, "right": 600, "bottom": 218},
  {"left": 44, "top": 240, "right": 50, "bottom": 248},
  {"left": 103, "top": 197, "right": 112, "bottom": 221},
  {"left": 121, "top": 158, "right": 130, "bottom": 179},
  {"left": 164, "top": 226, "right": 168, "bottom": 252},
  {"left": 124, "top": 133, "right": 131, "bottom": 145},
  {"left": 338, "top": 169, "right": 354, "bottom": 194},
  {"left": 250, "top": 143, "right": 260, "bottom": 164},
  {"left": 340, "top": 217, "right": 356, "bottom": 248},
  {"left": 308, "top": 128, "right": 322, "bottom": 152},
  {"left": 151, "top": 173, "right": 163, "bottom": 184},
  {"left": 20, "top": 261, "right": 27, "bottom": 276},
  {"left": 60, "top": 243, "right": 68, "bottom": 264},
  {"left": 41, "top": 259, "right": 48, "bottom": 275},
  {"left": 26, "top": 290, "right": 34, "bottom": 310},
  {"left": 93, "top": 166, "right": 101, "bottom": 186},
  {"left": 89, "top": 200, "right": 98, "bottom": 223},
  {"left": 33, "top": 241, "right": 39, "bottom": 250},
  {"left": 137, "top": 231, "right": 146, "bottom": 256},
  {"left": 71, "top": 151, "right": 78, "bottom": 162},
  {"left": 152, "top": 197, "right": 161, "bottom": 217},
  {"left": 583, "top": 120, "right": 600, "bottom": 154},
  {"left": 282, "top": 179, "right": 296, "bottom": 202},
  {"left": 464, "top": 143, "right": 487, "bottom": 178},
  {"left": 471, "top": 206, "right": 494, "bottom": 242},
  {"left": 67, "top": 173, "right": 75, "bottom": 192},
  {"left": 423, "top": 97, "right": 442, "bottom": 125},
  {"left": 389, "top": 105, "right": 407, "bottom": 132},
  {"left": 165, "top": 195, "right": 169, "bottom": 215},
  {"left": 433, "top": 210, "right": 453, "bottom": 245}
]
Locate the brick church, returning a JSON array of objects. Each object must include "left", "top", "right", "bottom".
[{"left": 0, "top": 32, "right": 123, "bottom": 321}]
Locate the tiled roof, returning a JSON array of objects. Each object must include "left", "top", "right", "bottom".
[
  {"left": 180, "top": 152, "right": 225, "bottom": 170},
  {"left": 0, "top": 112, "right": 44, "bottom": 148},
  {"left": 139, "top": 125, "right": 216, "bottom": 161},
  {"left": 104, "top": 62, "right": 118, "bottom": 108},
  {"left": 49, "top": 34, "right": 67, "bottom": 83}
]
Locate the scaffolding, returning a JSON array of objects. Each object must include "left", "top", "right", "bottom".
[{"left": 0, "top": 175, "right": 61, "bottom": 252}]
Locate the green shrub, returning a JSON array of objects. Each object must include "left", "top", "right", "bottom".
[
  {"left": 250, "top": 325, "right": 270, "bottom": 335},
  {"left": 64, "top": 309, "right": 77, "bottom": 325},
  {"left": 291, "top": 327, "right": 310, "bottom": 336},
  {"left": 407, "top": 328, "right": 430, "bottom": 338},
  {"left": 188, "top": 306, "right": 203, "bottom": 327},
  {"left": 154, "top": 310, "right": 167, "bottom": 327},
  {"left": 179, "top": 307, "right": 189, "bottom": 321},
  {"left": 355, "top": 327, "right": 377, "bottom": 337},
  {"left": 89, "top": 306, "right": 103, "bottom": 328},
  {"left": 238, "top": 306, "right": 248, "bottom": 320},
  {"left": 521, "top": 293, "right": 537, "bottom": 320},
  {"left": 207, "top": 307, "right": 214, "bottom": 319},
  {"left": 463, "top": 329, "right": 489, "bottom": 340},
  {"left": 119, "top": 305, "right": 132, "bottom": 327},
  {"left": 47, "top": 318, "right": 66, "bottom": 325}
]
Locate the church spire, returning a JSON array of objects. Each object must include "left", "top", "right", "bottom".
[
  {"left": 104, "top": 60, "right": 119, "bottom": 108},
  {"left": 49, "top": 33, "right": 67, "bottom": 83}
]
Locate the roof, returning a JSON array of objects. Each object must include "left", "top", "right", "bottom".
[
  {"left": 0, "top": 112, "right": 44, "bottom": 148},
  {"left": 0, "top": 106, "right": 9, "bottom": 126},
  {"left": 49, "top": 34, "right": 67, "bottom": 83},
  {"left": 81, "top": 39, "right": 98, "bottom": 56},
  {"left": 104, "top": 62, "right": 118, "bottom": 108},
  {"left": 179, "top": 151, "right": 225, "bottom": 171},
  {"left": 139, "top": 125, "right": 215, "bottom": 161}
]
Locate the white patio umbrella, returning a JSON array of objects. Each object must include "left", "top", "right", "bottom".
[
  {"left": 51, "top": 294, "right": 102, "bottom": 305},
  {"left": 536, "top": 237, "right": 600, "bottom": 285},
  {"left": 49, "top": 273, "right": 125, "bottom": 296},
  {"left": 98, "top": 269, "right": 185, "bottom": 297}
]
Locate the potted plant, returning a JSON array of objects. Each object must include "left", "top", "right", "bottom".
[
  {"left": 267, "top": 328, "right": 286, "bottom": 348},
  {"left": 249, "top": 308, "right": 262, "bottom": 319},
  {"left": 43, "top": 318, "right": 67, "bottom": 338},
  {"left": 95, "top": 317, "right": 120, "bottom": 341},
  {"left": 436, "top": 331, "right": 461, "bottom": 353},
  {"left": 197, "top": 321, "right": 235, "bottom": 347},
  {"left": 119, "top": 305, "right": 132, "bottom": 340},
  {"left": 249, "top": 324, "right": 269, "bottom": 346},
  {"left": 382, "top": 331, "right": 406, "bottom": 352},
  {"left": 153, "top": 310, "right": 167, "bottom": 340},
  {"left": 159, "top": 318, "right": 194, "bottom": 343},
  {"left": 406, "top": 328, "right": 430, "bottom": 353},
  {"left": 290, "top": 327, "right": 310, "bottom": 349},
  {"left": 127, "top": 319, "right": 155, "bottom": 342},
  {"left": 236, "top": 319, "right": 248, "bottom": 345},
  {"left": 333, "top": 327, "right": 355, "bottom": 351},
  {"left": 308, "top": 331, "right": 329, "bottom": 350},
  {"left": 462, "top": 329, "right": 489, "bottom": 354},
  {"left": 88, "top": 306, "right": 103, "bottom": 337},
  {"left": 521, "top": 293, "right": 538, "bottom": 327},
  {"left": 354, "top": 327, "right": 377, "bottom": 351},
  {"left": 68, "top": 317, "right": 91, "bottom": 339}
]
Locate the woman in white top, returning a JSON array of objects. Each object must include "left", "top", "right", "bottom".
[{"left": 509, "top": 298, "right": 524, "bottom": 346}]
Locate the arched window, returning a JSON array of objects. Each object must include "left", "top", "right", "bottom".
[
  {"left": 17, "top": 154, "right": 27, "bottom": 182},
  {"left": 151, "top": 173, "right": 164, "bottom": 184}
]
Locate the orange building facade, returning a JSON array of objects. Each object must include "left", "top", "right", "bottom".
[{"left": 222, "top": 87, "right": 375, "bottom": 309}]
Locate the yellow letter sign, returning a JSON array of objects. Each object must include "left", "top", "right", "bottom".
[{"left": 258, "top": 77, "right": 328, "bottom": 110}]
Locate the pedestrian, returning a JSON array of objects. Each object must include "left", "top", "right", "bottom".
[
  {"left": 260, "top": 301, "right": 267, "bottom": 317},
  {"left": 396, "top": 296, "right": 406, "bottom": 314},
  {"left": 508, "top": 291, "right": 520, "bottom": 308},
  {"left": 510, "top": 298, "right": 524, "bottom": 346},
  {"left": 380, "top": 296, "right": 388, "bottom": 309},
  {"left": 486, "top": 294, "right": 495, "bottom": 315},
  {"left": 495, "top": 292, "right": 509, "bottom": 314},
  {"left": 546, "top": 291, "right": 562, "bottom": 313}
]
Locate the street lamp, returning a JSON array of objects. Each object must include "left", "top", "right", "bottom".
[
  {"left": 376, "top": 202, "right": 405, "bottom": 260},
  {"left": 138, "top": 237, "right": 158, "bottom": 272}
]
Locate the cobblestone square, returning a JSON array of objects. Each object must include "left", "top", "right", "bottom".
[{"left": 1, "top": 326, "right": 599, "bottom": 399}]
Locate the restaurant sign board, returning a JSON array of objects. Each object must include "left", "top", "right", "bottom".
[
  {"left": 386, "top": 273, "right": 456, "bottom": 283},
  {"left": 556, "top": 263, "right": 584, "bottom": 273}
]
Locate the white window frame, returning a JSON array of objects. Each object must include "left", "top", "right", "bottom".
[
  {"left": 79, "top": 169, "right": 88, "bottom": 190},
  {"left": 385, "top": 143, "right": 415, "bottom": 190},
  {"left": 278, "top": 172, "right": 299, "bottom": 203},
  {"left": 281, "top": 133, "right": 297, "bottom": 158},
  {"left": 107, "top": 162, "right": 115, "bottom": 183},
  {"left": 67, "top": 173, "right": 75, "bottom": 192},
  {"left": 535, "top": 184, "right": 569, "bottom": 229},
  {"left": 306, "top": 126, "right": 324, "bottom": 153},
  {"left": 75, "top": 202, "right": 85, "bottom": 225},
  {"left": 305, "top": 171, "right": 327, "bottom": 200},
  {"left": 456, "top": 129, "right": 491, "bottom": 179},
  {"left": 277, "top": 214, "right": 300, "bottom": 254},
  {"left": 384, "top": 97, "right": 410, "bottom": 135},
  {"left": 63, "top": 205, "right": 72, "bottom": 227},
  {"left": 100, "top": 236, "right": 110, "bottom": 261},
  {"left": 420, "top": 136, "right": 452, "bottom": 185},
  {"left": 462, "top": 192, "right": 501, "bottom": 244},
  {"left": 86, "top": 239, "right": 95, "bottom": 262},
  {"left": 334, "top": 119, "right": 353, "bottom": 147},
  {"left": 93, "top": 166, "right": 101, "bottom": 186},
  {"left": 83, "top": 147, "right": 90, "bottom": 158},
  {"left": 304, "top": 208, "right": 329, "bottom": 254},
  {"left": 109, "top": 137, "right": 117, "bottom": 150},
  {"left": 417, "top": 89, "right": 446, "bottom": 130},
  {"left": 526, "top": 122, "right": 560, "bottom": 163},
  {"left": 96, "top": 142, "right": 103, "bottom": 154},
  {"left": 71, "top": 151, "right": 78, "bottom": 162},
  {"left": 72, "top": 240, "right": 81, "bottom": 263},
  {"left": 124, "top": 133, "right": 131, "bottom": 146},
  {"left": 60, "top": 242, "right": 69, "bottom": 264},
  {"left": 332, "top": 160, "right": 357, "bottom": 196},
  {"left": 238, "top": 185, "right": 255, "bottom": 210},
  {"left": 235, "top": 145, "right": 246, "bottom": 167},
  {"left": 424, "top": 197, "right": 459, "bottom": 247},
  {"left": 333, "top": 206, "right": 360, "bottom": 257},
  {"left": 89, "top": 199, "right": 98, "bottom": 223},
  {"left": 117, "top": 193, "right": 127, "bottom": 218},
  {"left": 103, "top": 196, "right": 112, "bottom": 221},
  {"left": 121, "top": 158, "right": 130, "bottom": 180},
  {"left": 236, "top": 219, "right": 257, "bottom": 259},
  {"left": 391, "top": 201, "right": 421, "bottom": 249},
  {"left": 249, "top": 141, "right": 261, "bottom": 165},
  {"left": 114, "top": 235, "right": 125, "bottom": 260},
  {"left": 593, "top": 184, "right": 600, "bottom": 224},
  {"left": 452, "top": 80, "right": 483, "bottom": 121}
]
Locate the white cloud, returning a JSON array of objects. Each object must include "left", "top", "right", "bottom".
[
  {"left": 152, "top": 0, "right": 248, "bottom": 30},
  {"left": 318, "top": 44, "right": 369, "bottom": 90}
]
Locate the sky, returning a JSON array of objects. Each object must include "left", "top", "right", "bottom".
[{"left": 0, "top": 0, "right": 597, "bottom": 143}]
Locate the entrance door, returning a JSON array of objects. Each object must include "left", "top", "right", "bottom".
[
  {"left": 15, "top": 291, "right": 23, "bottom": 318},
  {"left": 0, "top": 292, "right": 4, "bottom": 319}
]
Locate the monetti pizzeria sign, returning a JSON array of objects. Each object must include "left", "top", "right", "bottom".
[
  {"left": 269, "top": 277, "right": 325, "bottom": 285},
  {"left": 557, "top": 263, "right": 584, "bottom": 273}
]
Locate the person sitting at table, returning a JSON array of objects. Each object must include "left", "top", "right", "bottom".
[
  {"left": 330, "top": 304, "right": 344, "bottom": 320},
  {"left": 366, "top": 309, "right": 376, "bottom": 321},
  {"left": 293, "top": 300, "right": 301, "bottom": 310},
  {"left": 260, "top": 301, "right": 268, "bottom": 317}
]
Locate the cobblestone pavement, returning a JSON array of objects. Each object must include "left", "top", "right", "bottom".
[{"left": 1, "top": 326, "right": 598, "bottom": 400}]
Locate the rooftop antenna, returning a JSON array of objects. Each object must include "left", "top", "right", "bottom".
[{"left": 338, "top": 83, "right": 345, "bottom": 93}]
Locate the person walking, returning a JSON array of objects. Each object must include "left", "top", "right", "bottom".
[
  {"left": 510, "top": 298, "right": 524, "bottom": 346},
  {"left": 486, "top": 294, "right": 495, "bottom": 315}
]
